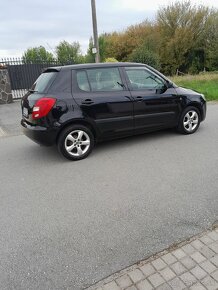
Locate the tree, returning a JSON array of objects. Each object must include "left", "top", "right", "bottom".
[
  {"left": 205, "top": 11, "right": 218, "bottom": 70},
  {"left": 128, "top": 44, "right": 160, "bottom": 69},
  {"left": 85, "top": 37, "right": 95, "bottom": 63},
  {"left": 22, "top": 46, "right": 54, "bottom": 63},
  {"left": 157, "top": 1, "right": 217, "bottom": 74},
  {"left": 56, "top": 41, "right": 84, "bottom": 64},
  {"left": 104, "top": 57, "right": 118, "bottom": 62},
  {"left": 98, "top": 21, "right": 160, "bottom": 62},
  {"left": 85, "top": 35, "right": 108, "bottom": 63}
]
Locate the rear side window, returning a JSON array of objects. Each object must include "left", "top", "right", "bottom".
[
  {"left": 31, "top": 72, "right": 58, "bottom": 93},
  {"left": 76, "top": 71, "right": 90, "bottom": 92},
  {"left": 76, "top": 67, "right": 123, "bottom": 92}
]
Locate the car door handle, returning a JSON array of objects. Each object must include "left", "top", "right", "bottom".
[
  {"left": 82, "top": 99, "right": 94, "bottom": 105},
  {"left": 135, "top": 96, "right": 143, "bottom": 101}
]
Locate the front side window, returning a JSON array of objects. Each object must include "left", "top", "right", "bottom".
[
  {"left": 86, "top": 68, "right": 123, "bottom": 91},
  {"left": 125, "top": 68, "right": 165, "bottom": 90}
]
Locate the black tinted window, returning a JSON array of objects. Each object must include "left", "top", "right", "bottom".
[
  {"left": 31, "top": 72, "right": 57, "bottom": 93},
  {"left": 125, "top": 68, "right": 164, "bottom": 90},
  {"left": 86, "top": 68, "right": 123, "bottom": 91},
  {"left": 76, "top": 71, "right": 90, "bottom": 92},
  {"left": 76, "top": 70, "right": 90, "bottom": 92}
]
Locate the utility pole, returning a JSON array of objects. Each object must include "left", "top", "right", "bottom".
[{"left": 91, "top": 0, "right": 100, "bottom": 63}]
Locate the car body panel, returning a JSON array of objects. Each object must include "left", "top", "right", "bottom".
[
  {"left": 21, "top": 63, "right": 207, "bottom": 146},
  {"left": 71, "top": 69, "right": 134, "bottom": 140},
  {"left": 132, "top": 88, "right": 181, "bottom": 132}
]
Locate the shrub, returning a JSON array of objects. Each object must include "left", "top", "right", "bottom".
[
  {"left": 128, "top": 45, "right": 160, "bottom": 69},
  {"left": 104, "top": 57, "right": 118, "bottom": 63}
]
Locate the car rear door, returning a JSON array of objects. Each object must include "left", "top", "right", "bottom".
[
  {"left": 72, "top": 67, "right": 134, "bottom": 139},
  {"left": 123, "top": 66, "right": 181, "bottom": 132}
]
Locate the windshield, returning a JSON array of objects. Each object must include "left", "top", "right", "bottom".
[{"left": 30, "top": 72, "right": 58, "bottom": 93}]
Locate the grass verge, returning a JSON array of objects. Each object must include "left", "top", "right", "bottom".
[{"left": 171, "top": 73, "right": 218, "bottom": 101}]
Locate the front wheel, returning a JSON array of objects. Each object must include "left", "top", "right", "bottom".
[
  {"left": 57, "top": 125, "right": 94, "bottom": 161},
  {"left": 177, "top": 107, "right": 201, "bottom": 134}
]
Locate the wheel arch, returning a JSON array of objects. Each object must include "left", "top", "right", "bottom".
[
  {"left": 185, "top": 102, "right": 203, "bottom": 121},
  {"left": 56, "top": 119, "right": 99, "bottom": 144}
]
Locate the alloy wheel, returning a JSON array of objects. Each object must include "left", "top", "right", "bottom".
[
  {"left": 183, "top": 110, "right": 199, "bottom": 132},
  {"left": 65, "top": 130, "right": 90, "bottom": 157}
]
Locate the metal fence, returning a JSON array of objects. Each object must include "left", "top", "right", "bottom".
[{"left": 0, "top": 58, "right": 71, "bottom": 99}]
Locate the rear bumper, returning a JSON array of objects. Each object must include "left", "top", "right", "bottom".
[{"left": 21, "top": 119, "right": 58, "bottom": 146}]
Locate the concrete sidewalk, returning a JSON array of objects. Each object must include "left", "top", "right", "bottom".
[
  {"left": 0, "top": 100, "right": 22, "bottom": 136},
  {"left": 87, "top": 228, "right": 218, "bottom": 290}
]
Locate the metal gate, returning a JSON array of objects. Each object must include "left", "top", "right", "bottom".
[{"left": 0, "top": 59, "right": 65, "bottom": 99}]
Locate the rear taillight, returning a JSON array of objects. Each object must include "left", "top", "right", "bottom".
[{"left": 32, "top": 98, "right": 56, "bottom": 120}]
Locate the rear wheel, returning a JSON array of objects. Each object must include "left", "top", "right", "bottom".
[
  {"left": 177, "top": 106, "right": 201, "bottom": 134},
  {"left": 58, "top": 125, "right": 94, "bottom": 161}
]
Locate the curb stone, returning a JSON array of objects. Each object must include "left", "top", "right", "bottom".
[{"left": 86, "top": 226, "right": 218, "bottom": 290}]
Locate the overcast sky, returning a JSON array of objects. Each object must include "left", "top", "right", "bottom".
[{"left": 1, "top": 0, "right": 217, "bottom": 58}]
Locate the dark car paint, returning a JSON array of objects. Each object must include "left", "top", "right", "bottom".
[
  {"left": 175, "top": 87, "right": 207, "bottom": 121},
  {"left": 71, "top": 68, "right": 134, "bottom": 140},
  {"left": 21, "top": 63, "right": 206, "bottom": 146}
]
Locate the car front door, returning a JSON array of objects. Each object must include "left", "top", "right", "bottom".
[
  {"left": 72, "top": 67, "right": 134, "bottom": 139},
  {"left": 123, "top": 67, "right": 181, "bottom": 132}
]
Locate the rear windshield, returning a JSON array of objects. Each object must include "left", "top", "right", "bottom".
[{"left": 31, "top": 72, "right": 57, "bottom": 93}]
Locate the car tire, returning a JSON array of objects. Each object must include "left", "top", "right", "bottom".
[
  {"left": 57, "top": 124, "right": 94, "bottom": 161},
  {"left": 177, "top": 106, "right": 201, "bottom": 134}
]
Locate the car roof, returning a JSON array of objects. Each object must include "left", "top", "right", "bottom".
[
  {"left": 43, "top": 62, "right": 174, "bottom": 85},
  {"left": 46, "top": 62, "right": 147, "bottom": 71}
]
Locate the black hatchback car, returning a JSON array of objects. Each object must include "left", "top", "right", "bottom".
[{"left": 21, "top": 63, "right": 206, "bottom": 160}]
